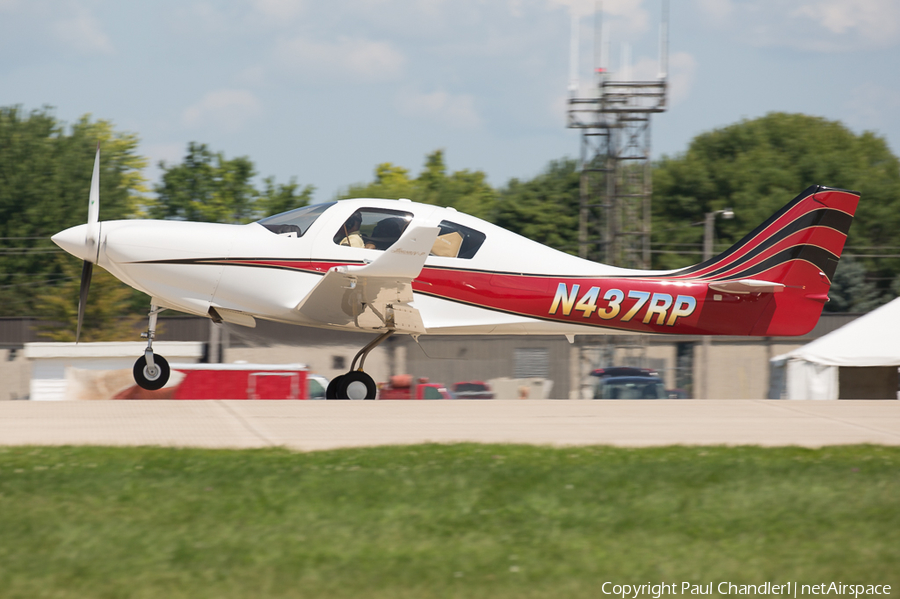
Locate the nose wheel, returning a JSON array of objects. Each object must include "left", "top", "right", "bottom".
[
  {"left": 134, "top": 353, "right": 170, "bottom": 390},
  {"left": 133, "top": 303, "right": 170, "bottom": 391},
  {"left": 327, "top": 331, "right": 392, "bottom": 399}
]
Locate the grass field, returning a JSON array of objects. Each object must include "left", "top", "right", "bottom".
[{"left": 0, "top": 444, "right": 897, "bottom": 598}]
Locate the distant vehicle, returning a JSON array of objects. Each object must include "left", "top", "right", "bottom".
[
  {"left": 378, "top": 375, "right": 452, "bottom": 400},
  {"left": 590, "top": 367, "right": 659, "bottom": 379},
  {"left": 451, "top": 381, "right": 494, "bottom": 399},
  {"left": 593, "top": 375, "right": 668, "bottom": 400},
  {"left": 114, "top": 363, "right": 314, "bottom": 399},
  {"left": 307, "top": 374, "right": 329, "bottom": 399},
  {"left": 591, "top": 367, "right": 667, "bottom": 400}
]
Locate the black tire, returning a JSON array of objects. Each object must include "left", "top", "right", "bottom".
[
  {"left": 326, "top": 375, "right": 345, "bottom": 399},
  {"left": 133, "top": 354, "right": 170, "bottom": 391},
  {"left": 338, "top": 371, "right": 377, "bottom": 400}
]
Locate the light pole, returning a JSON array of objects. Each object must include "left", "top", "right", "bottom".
[
  {"left": 703, "top": 208, "right": 734, "bottom": 262},
  {"left": 700, "top": 207, "right": 733, "bottom": 399}
]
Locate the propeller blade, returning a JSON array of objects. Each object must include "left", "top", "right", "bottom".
[
  {"left": 76, "top": 260, "right": 93, "bottom": 343},
  {"left": 85, "top": 143, "right": 101, "bottom": 262}
]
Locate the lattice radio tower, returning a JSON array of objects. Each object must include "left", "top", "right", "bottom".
[{"left": 567, "top": 0, "right": 668, "bottom": 268}]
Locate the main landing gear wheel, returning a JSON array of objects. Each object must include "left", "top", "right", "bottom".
[
  {"left": 326, "top": 330, "right": 396, "bottom": 400},
  {"left": 326, "top": 375, "right": 345, "bottom": 399},
  {"left": 338, "top": 371, "right": 377, "bottom": 400},
  {"left": 133, "top": 354, "right": 170, "bottom": 390}
]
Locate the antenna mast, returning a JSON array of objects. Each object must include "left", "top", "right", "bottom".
[
  {"left": 567, "top": 0, "right": 669, "bottom": 268},
  {"left": 568, "top": 12, "right": 579, "bottom": 96}
]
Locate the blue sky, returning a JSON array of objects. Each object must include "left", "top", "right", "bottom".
[{"left": 2, "top": 0, "right": 899, "bottom": 203}]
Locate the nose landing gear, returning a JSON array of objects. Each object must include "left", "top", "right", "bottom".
[
  {"left": 133, "top": 304, "right": 170, "bottom": 390},
  {"left": 326, "top": 330, "right": 393, "bottom": 400}
]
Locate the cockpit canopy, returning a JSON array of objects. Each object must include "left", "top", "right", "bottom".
[
  {"left": 257, "top": 202, "right": 335, "bottom": 238},
  {"left": 258, "top": 200, "right": 486, "bottom": 259}
]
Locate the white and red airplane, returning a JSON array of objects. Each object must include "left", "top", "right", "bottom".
[{"left": 52, "top": 147, "right": 859, "bottom": 398}]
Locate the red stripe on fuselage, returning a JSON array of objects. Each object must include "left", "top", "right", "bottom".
[{"left": 197, "top": 258, "right": 825, "bottom": 336}]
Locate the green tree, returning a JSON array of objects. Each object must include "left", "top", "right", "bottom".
[
  {"left": 152, "top": 143, "right": 314, "bottom": 222},
  {"left": 0, "top": 106, "right": 146, "bottom": 316},
  {"left": 494, "top": 158, "right": 581, "bottom": 254},
  {"left": 826, "top": 257, "right": 886, "bottom": 313},
  {"left": 257, "top": 176, "right": 314, "bottom": 217},
  {"left": 651, "top": 112, "right": 900, "bottom": 310},
  {"left": 339, "top": 150, "right": 497, "bottom": 220},
  {"left": 35, "top": 260, "right": 142, "bottom": 341},
  {"left": 151, "top": 142, "right": 258, "bottom": 224},
  {"left": 342, "top": 163, "right": 416, "bottom": 201}
]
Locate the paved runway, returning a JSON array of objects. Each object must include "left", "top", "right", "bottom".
[{"left": 1, "top": 400, "right": 899, "bottom": 450}]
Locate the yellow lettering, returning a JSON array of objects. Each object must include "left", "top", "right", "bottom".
[
  {"left": 575, "top": 286, "right": 601, "bottom": 318},
  {"left": 621, "top": 290, "right": 651, "bottom": 322},
  {"left": 643, "top": 292, "right": 674, "bottom": 325},
  {"left": 597, "top": 288, "right": 624, "bottom": 320},
  {"left": 665, "top": 295, "right": 698, "bottom": 326},
  {"left": 549, "top": 283, "right": 580, "bottom": 316}
]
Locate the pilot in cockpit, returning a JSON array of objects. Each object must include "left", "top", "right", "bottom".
[{"left": 336, "top": 212, "right": 365, "bottom": 248}]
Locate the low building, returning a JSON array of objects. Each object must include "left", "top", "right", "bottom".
[{"left": 2, "top": 313, "right": 865, "bottom": 400}]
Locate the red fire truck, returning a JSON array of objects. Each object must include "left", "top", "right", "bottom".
[{"left": 115, "top": 363, "right": 319, "bottom": 399}]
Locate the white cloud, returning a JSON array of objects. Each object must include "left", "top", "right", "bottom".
[
  {"left": 667, "top": 52, "right": 697, "bottom": 105},
  {"left": 253, "top": 0, "right": 305, "bottom": 20},
  {"left": 275, "top": 35, "right": 406, "bottom": 82},
  {"left": 693, "top": 0, "right": 900, "bottom": 51},
  {"left": 397, "top": 89, "right": 482, "bottom": 128},
  {"left": 170, "top": 2, "right": 232, "bottom": 36},
  {"left": 51, "top": 9, "right": 113, "bottom": 54},
  {"left": 549, "top": 0, "right": 650, "bottom": 34},
  {"left": 693, "top": 0, "right": 734, "bottom": 26},
  {"left": 792, "top": 0, "right": 900, "bottom": 46},
  {"left": 507, "top": 0, "right": 525, "bottom": 18},
  {"left": 182, "top": 89, "right": 263, "bottom": 132}
]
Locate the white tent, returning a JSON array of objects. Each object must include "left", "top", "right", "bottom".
[{"left": 770, "top": 297, "right": 900, "bottom": 399}]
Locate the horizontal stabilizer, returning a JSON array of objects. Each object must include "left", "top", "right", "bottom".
[
  {"left": 295, "top": 225, "right": 438, "bottom": 333},
  {"left": 708, "top": 279, "right": 785, "bottom": 295},
  {"left": 333, "top": 226, "right": 440, "bottom": 279}
]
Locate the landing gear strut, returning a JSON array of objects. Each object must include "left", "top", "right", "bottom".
[
  {"left": 326, "top": 330, "right": 393, "bottom": 400},
  {"left": 133, "top": 304, "right": 170, "bottom": 390}
]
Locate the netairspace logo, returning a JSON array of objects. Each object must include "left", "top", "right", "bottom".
[{"left": 600, "top": 582, "right": 892, "bottom": 598}]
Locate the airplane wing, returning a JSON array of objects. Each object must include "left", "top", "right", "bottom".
[
  {"left": 708, "top": 279, "right": 785, "bottom": 294},
  {"left": 296, "top": 225, "right": 440, "bottom": 334}
]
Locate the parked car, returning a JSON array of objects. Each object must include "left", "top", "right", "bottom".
[
  {"left": 591, "top": 367, "right": 667, "bottom": 399},
  {"left": 450, "top": 381, "right": 494, "bottom": 399},
  {"left": 378, "top": 375, "right": 452, "bottom": 399},
  {"left": 590, "top": 366, "right": 659, "bottom": 379},
  {"left": 307, "top": 374, "right": 329, "bottom": 399}
]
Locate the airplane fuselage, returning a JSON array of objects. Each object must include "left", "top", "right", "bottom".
[{"left": 53, "top": 188, "right": 859, "bottom": 339}]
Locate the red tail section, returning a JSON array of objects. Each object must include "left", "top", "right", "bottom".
[
  {"left": 669, "top": 185, "right": 859, "bottom": 335},
  {"left": 414, "top": 185, "right": 858, "bottom": 337}
]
